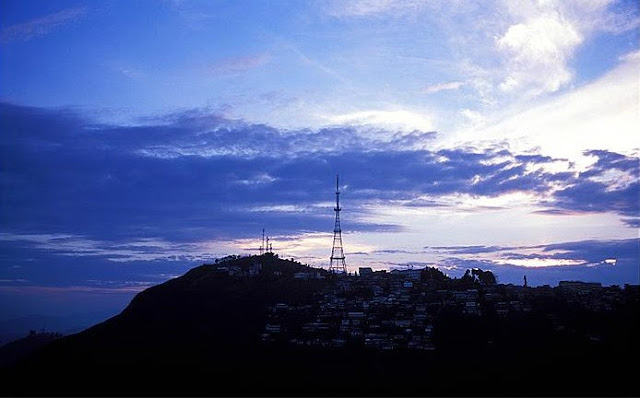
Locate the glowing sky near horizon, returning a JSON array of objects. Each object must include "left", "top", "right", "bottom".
[{"left": 0, "top": 0, "right": 639, "bottom": 320}]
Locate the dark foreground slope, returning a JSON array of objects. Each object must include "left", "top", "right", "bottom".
[
  {"left": 5, "top": 255, "right": 331, "bottom": 396},
  {"left": 4, "top": 255, "right": 639, "bottom": 397}
]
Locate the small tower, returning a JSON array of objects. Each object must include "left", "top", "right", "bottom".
[{"left": 329, "top": 174, "right": 347, "bottom": 273}]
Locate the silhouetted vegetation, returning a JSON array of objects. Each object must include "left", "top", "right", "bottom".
[
  {"left": 420, "top": 266, "right": 449, "bottom": 282},
  {"left": 0, "top": 330, "right": 62, "bottom": 369}
]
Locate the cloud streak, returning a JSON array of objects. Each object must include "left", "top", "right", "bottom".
[
  {"left": 422, "top": 81, "right": 464, "bottom": 94},
  {"left": 206, "top": 54, "right": 270, "bottom": 76},
  {"left": 1, "top": 6, "right": 87, "bottom": 43}
]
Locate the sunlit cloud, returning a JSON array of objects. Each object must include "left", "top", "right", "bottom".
[
  {"left": 326, "top": 110, "right": 435, "bottom": 134},
  {"left": 497, "top": 13, "right": 583, "bottom": 96},
  {"left": 494, "top": 258, "right": 585, "bottom": 268},
  {"left": 447, "top": 49, "right": 640, "bottom": 164}
]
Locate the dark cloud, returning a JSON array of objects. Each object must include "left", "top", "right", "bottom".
[
  {"left": 539, "top": 239, "right": 639, "bottom": 263},
  {"left": 2, "top": 102, "right": 637, "bottom": 241},
  {"left": 581, "top": 150, "right": 639, "bottom": 176},
  {"left": 622, "top": 218, "right": 640, "bottom": 228},
  {"left": 439, "top": 256, "right": 637, "bottom": 287},
  {"left": 431, "top": 239, "right": 638, "bottom": 262},
  {"left": 1, "top": 102, "right": 638, "bottom": 290},
  {"left": 552, "top": 180, "right": 639, "bottom": 217},
  {"left": 427, "top": 245, "right": 509, "bottom": 254},
  {"left": 372, "top": 249, "right": 423, "bottom": 255},
  {"left": 432, "top": 239, "right": 639, "bottom": 286},
  {"left": 542, "top": 149, "right": 639, "bottom": 217}
]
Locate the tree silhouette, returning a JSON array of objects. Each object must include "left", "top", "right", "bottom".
[{"left": 472, "top": 268, "right": 496, "bottom": 285}]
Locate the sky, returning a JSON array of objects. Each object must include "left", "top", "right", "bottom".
[{"left": 1, "top": 0, "right": 639, "bottom": 324}]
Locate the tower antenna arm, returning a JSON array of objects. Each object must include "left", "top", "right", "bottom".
[{"left": 335, "top": 174, "right": 341, "bottom": 211}]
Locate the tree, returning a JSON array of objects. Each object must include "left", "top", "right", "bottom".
[
  {"left": 471, "top": 268, "right": 496, "bottom": 285},
  {"left": 421, "top": 266, "right": 449, "bottom": 282}
]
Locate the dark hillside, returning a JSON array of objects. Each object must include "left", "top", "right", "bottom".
[
  {"left": 0, "top": 331, "right": 62, "bottom": 368},
  {"left": 5, "top": 254, "right": 334, "bottom": 396},
  {"left": 4, "top": 255, "right": 639, "bottom": 397}
]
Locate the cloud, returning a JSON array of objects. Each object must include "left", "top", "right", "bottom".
[
  {"left": 622, "top": 218, "right": 640, "bottom": 228},
  {"left": 206, "top": 54, "right": 270, "bottom": 76},
  {"left": 322, "top": 0, "right": 425, "bottom": 18},
  {"left": 1, "top": 102, "right": 637, "bottom": 277},
  {"left": 326, "top": 110, "right": 435, "bottom": 134},
  {"left": 107, "top": 62, "right": 148, "bottom": 80},
  {"left": 1, "top": 102, "right": 638, "bottom": 290},
  {"left": 545, "top": 150, "right": 639, "bottom": 217},
  {"left": 0, "top": 284, "right": 149, "bottom": 294},
  {"left": 429, "top": 245, "right": 509, "bottom": 255},
  {"left": 430, "top": 238, "right": 638, "bottom": 266},
  {"left": 1, "top": 6, "right": 87, "bottom": 43},
  {"left": 4, "top": 103, "right": 637, "bottom": 211},
  {"left": 494, "top": 0, "right": 637, "bottom": 97},
  {"left": 0, "top": 233, "right": 224, "bottom": 263},
  {"left": 450, "top": 49, "right": 640, "bottom": 163},
  {"left": 431, "top": 238, "right": 639, "bottom": 285},
  {"left": 497, "top": 13, "right": 583, "bottom": 95},
  {"left": 460, "top": 109, "right": 485, "bottom": 125},
  {"left": 422, "top": 81, "right": 465, "bottom": 94}
]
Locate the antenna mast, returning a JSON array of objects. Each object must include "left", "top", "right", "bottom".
[{"left": 329, "top": 174, "right": 347, "bottom": 273}]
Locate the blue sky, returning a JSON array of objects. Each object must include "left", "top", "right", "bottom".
[{"left": 1, "top": 0, "right": 639, "bottom": 322}]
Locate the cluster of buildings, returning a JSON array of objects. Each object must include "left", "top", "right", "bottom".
[
  {"left": 260, "top": 266, "right": 638, "bottom": 351},
  {"left": 211, "top": 260, "right": 263, "bottom": 277}
]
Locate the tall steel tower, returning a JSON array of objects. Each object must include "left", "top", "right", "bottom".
[{"left": 329, "top": 174, "right": 347, "bottom": 273}]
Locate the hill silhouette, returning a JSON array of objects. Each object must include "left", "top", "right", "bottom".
[
  {"left": 4, "top": 254, "right": 639, "bottom": 397},
  {"left": 5, "top": 254, "right": 338, "bottom": 396},
  {"left": 0, "top": 330, "right": 62, "bottom": 368}
]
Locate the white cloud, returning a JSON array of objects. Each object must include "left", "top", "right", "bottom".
[
  {"left": 326, "top": 109, "right": 434, "bottom": 134},
  {"left": 494, "top": 258, "right": 586, "bottom": 268},
  {"left": 235, "top": 173, "right": 277, "bottom": 186},
  {"left": 323, "top": 0, "right": 424, "bottom": 18},
  {"left": 497, "top": 13, "right": 583, "bottom": 96},
  {"left": 460, "top": 109, "right": 486, "bottom": 126},
  {"left": 422, "top": 81, "right": 465, "bottom": 94},
  {"left": 495, "top": 0, "right": 638, "bottom": 98},
  {"left": 447, "top": 49, "right": 640, "bottom": 167}
]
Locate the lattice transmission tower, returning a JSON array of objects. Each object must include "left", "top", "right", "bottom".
[{"left": 329, "top": 174, "right": 347, "bottom": 273}]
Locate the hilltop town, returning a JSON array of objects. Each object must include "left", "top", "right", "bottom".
[{"left": 211, "top": 253, "right": 639, "bottom": 354}]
